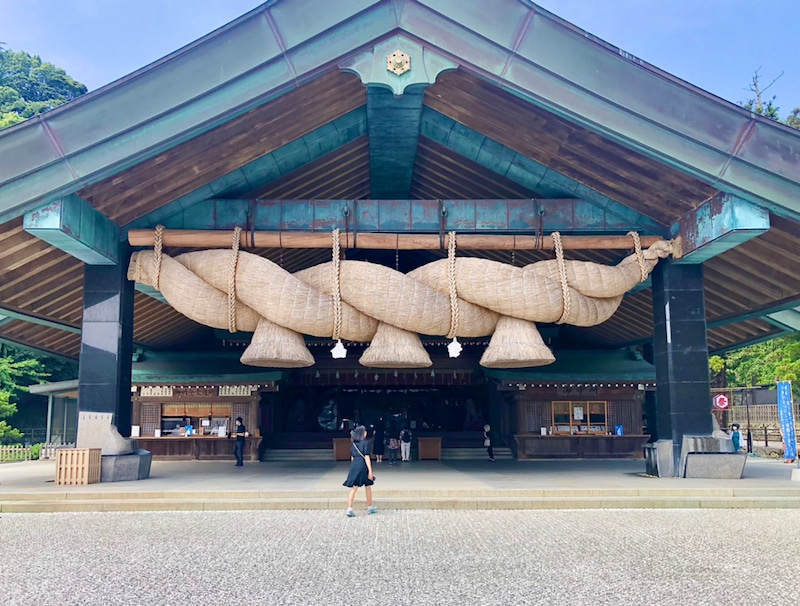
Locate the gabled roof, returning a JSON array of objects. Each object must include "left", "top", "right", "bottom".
[
  {"left": 1, "top": 0, "right": 800, "bottom": 360},
  {"left": 2, "top": 0, "right": 800, "bottom": 221}
]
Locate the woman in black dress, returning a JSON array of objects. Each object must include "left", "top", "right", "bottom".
[
  {"left": 343, "top": 425, "right": 376, "bottom": 517},
  {"left": 373, "top": 419, "right": 386, "bottom": 463}
]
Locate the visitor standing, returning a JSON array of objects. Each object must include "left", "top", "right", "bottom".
[
  {"left": 373, "top": 420, "right": 386, "bottom": 463},
  {"left": 343, "top": 425, "right": 377, "bottom": 517},
  {"left": 233, "top": 417, "right": 247, "bottom": 466},
  {"left": 400, "top": 426, "right": 412, "bottom": 462},
  {"left": 387, "top": 436, "right": 400, "bottom": 465},
  {"left": 730, "top": 423, "right": 742, "bottom": 452},
  {"left": 483, "top": 424, "right": 494, "bottom": 462}
]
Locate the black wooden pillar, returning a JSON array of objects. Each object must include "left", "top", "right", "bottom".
[
  {"left": 77, "top": 243, "right": 135, "bottom": 436},
  {"left": 651, "top": 261, "right": 712, "bottom": 474}
]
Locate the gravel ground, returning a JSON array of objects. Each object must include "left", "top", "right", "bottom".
[{"left": 2, "top": 509, "right": 799, "bottom": 606}]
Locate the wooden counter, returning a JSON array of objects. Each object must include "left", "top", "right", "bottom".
[
  {"left": 417, "top": 436, "right": 442, "bottom": 460},
  {"left": 514, "top": 434, "right": 648, "bottom": 459},
  {"left": 333, "top": 438, "right": 352, "bottom": 461},
  {"left": 133, "top": 436, "right": 261, "bottom": 461}
]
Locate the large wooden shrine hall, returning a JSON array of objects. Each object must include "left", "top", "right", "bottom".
[{"left": 2, "top": 0, "right": 800, "bottom": 474}]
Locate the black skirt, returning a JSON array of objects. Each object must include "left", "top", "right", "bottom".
[{"left": 343, "top": 442, "right": 374, "bottom": 487}]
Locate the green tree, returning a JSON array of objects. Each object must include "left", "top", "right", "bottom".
[
  {"left": 710, "top": 334, "right": 800, "bottom": 399},
  {"left": 741, "top": 69, "right": 800, "bottom": 127},
  {"left": 786, "top": 108, "right": 800, "bottom": 130},
  {"left": 0, "top": 48, "right": 87, "bottom": 130},
  {"left": 0, "top": 344, "right": 77, "bottom": 444},
  {"left": 0, "top": 353, "right": 49, "bottom": 444}
]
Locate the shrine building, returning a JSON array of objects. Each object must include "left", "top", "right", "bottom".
[{"left": 2, "top": 0, "right": 800, "bottom": 473}]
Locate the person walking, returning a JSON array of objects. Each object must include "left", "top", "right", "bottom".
[
  {"left": 399, "top": 426, "right": 412, "bottom": 462},
  {"left": 483, "top": 424, "right": 495, "bottom": 462},
  {"left": 343, "top": 425, "right": 377, "bottom": 517},
  {"left": 233, "top": 417, "right": 247, "bottom": 466}
]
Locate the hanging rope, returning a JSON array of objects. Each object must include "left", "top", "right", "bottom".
[
  {"left": 553, "top": 231, "right": 571, "bottom": 325},
  {"left": 331, "top": 228, "right": 343, "bottom": 342},
  {"left": 446, "top": 231, "right": 459, "bottom": 339},
  {"left": 227, "top": 226, "right": 242, "bottom": 333},
  {"left": 153, "top": 225, "right": 165, "bottom": 291},
  {"left": 627, "top": 231, "right": 648, "bottom": 282}
]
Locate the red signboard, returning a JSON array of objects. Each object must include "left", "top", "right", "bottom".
[{"left": 713, "top": 393, "right": 730, "bottom": 409}]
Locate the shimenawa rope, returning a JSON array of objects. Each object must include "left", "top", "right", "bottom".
[
  {"left": 331, "top": 228, "right": 343, "bottom": 342},
  {"left": 628, "top": 231, "right": 647, "bottom": 282},
  {"left": 553, "top": 231, "right": 571, "bottom": 325},
  {"left": 446, "top": 231, "right": 459, "bottom": 339},
  {"left": 153, "top": 225, "right": 165, "bottom": 291},
  {"left": 227, "top": 226, "right": 242, "bottom": 333}
]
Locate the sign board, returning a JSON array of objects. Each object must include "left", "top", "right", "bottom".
[
  {"left": 712, "top": 393, "right": 729, "bottom": 409},
  {"left": 219, "top": 384, "right": 260, "bottom": 396},
  {"left": 777, "top": 381, "right": 797, "bottom": 462}
]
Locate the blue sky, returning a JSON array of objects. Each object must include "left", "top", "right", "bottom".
[{"left": 2, "top": 0, "right": 800, "bottom": 115}]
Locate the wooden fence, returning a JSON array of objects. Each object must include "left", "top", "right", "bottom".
[
  {"left": 0, "top": 445, "right": 32, "bottom": 462},
  {"left": 724, "top": 404, "right": 800, "bottom": 428},
  {"left": 40, "top": 442, "right": 76, "bottom": 460}
]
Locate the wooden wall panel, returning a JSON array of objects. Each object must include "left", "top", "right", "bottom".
[
  {"left": 424, "top": 70, "right": 719, "bottom": 225},
  {"left": 79, "top": 71, "right": 366, "bottom": 225}
]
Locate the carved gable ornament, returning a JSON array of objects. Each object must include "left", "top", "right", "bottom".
[{"left": 386, "top": 50, "right": 410, "bottom": 76}]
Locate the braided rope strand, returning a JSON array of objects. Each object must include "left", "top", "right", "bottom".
[
  {"left": 553, "top": 231, "right": 571, "bottom": 325},
  {"left": 153, "top": 225, "right": 165, "bottom": 291},
  {"left": 446, "top": 231, "right": 459, "bottom": 339},
  {"left": 331, "top": 228, "right": 343, "bottom": 342},
  {"left": 227, "top": 226, "right": 242, "bottom": 333},
  {"left": 628, "top": 231, "right": 647, "bottom": 282}
]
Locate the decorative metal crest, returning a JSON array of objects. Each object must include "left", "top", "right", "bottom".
[{"left": 386, "top": 50, "right": 411, "bottom": 76}]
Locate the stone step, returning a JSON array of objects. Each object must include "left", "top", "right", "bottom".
[
  {"left": 261, "top": 447, "right": 514, "bottom": 461},
  {"left": 3, "top": 494, "right": 800, "bottom": 513},
  {"left": 441, "top": 448, "right": 513, "bottom": 460},
  {"left": 261, "top": 448, "right": 333, "bottom": 462}
]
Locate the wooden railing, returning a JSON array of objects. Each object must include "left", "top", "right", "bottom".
[
  {"left": 725, "top": 404, "right": 800, "bottom": 427},
  {"left": 0, "top": 445, "right": 32, "bottom": 462},
  {"left": 40, "top": 442, "right": 76, "bottom": 460}
]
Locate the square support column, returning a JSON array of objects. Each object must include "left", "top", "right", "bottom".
[
  {"left": 652, "top": 261, "right": 711, "bottom": 475},
  {"left": 77, "top": 243, "right": 135, "bottom": 436}
]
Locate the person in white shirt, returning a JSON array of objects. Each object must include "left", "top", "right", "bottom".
[{"left": 399, "top": 427, "right": 412, "bottom": 462}]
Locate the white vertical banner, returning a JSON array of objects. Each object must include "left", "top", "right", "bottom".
[{"left": 776, "top": 381, "right": 797, "bottom": 461}]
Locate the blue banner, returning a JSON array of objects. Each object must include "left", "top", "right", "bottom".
[{"left": 776, "top": 381, "right": 797, "bottom": 461}]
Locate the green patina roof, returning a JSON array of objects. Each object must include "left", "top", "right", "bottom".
[
  {"left": 131, "top": 353, "right": 286, "bottom": 384},
  {"left": 2, "top": 0, "right": 800, "bottom": 222},
  {"left": 483, "top": 349, "right": 655, "bottom": 382}
]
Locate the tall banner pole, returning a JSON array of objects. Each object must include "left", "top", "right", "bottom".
[{"left": 776, "top": 381, "right": 797, "bottom": 467}]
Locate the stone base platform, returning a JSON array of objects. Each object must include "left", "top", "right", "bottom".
[
  {"left": 684, "top": 452, "right": 747, "bottom": 479},
  {"left": 100, "top": 449, "right": 152, "bottom": 482}
]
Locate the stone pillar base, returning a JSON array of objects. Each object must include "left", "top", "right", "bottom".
[
  {"left": 76, "top": 412, "right": 133, "bottom": 455},
  {"left": 644, "top": 440, "right": 674, "bottom": 477}
]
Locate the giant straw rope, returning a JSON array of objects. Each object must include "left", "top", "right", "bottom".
[{"left": 128, "top": 229, "right": 673, "bottom": 368}]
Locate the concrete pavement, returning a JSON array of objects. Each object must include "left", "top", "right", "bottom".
[{"left": 2, "top": 508, "right": 800, "bottom": 606}]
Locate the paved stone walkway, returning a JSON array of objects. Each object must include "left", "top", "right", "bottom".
[{"left": 2, "top": 509, "right": 799, "bottom": 605}]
